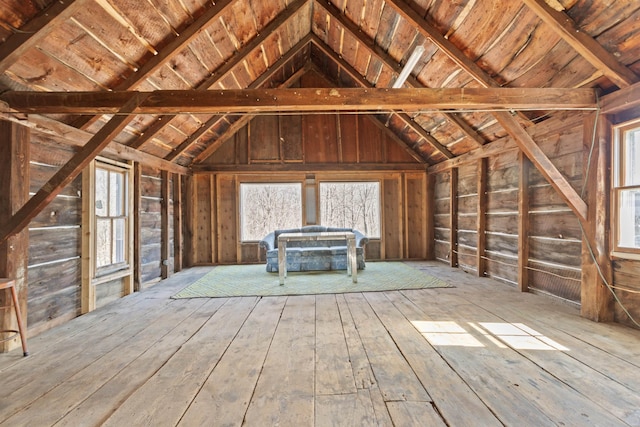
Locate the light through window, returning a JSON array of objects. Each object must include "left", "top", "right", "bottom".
[
  {"left": 240, "top": 183, "right": 302, "bottom": 241},
  {"left": 613, "top": 120, "right": 640, "bottom": 253},
  {"left": 320, "top": 182, "right": 380, "bottom": 238},
  {"left": 95, "top": 165, "right": 128, "bottom": 269}
]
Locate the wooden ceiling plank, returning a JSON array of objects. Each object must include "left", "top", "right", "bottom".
[
  {"left": 384, "top": 0, "right": 590, "bottom": 224},
  {"left": 0, "top": 0, "right": 90, "bottom": 75},
  {"left": 310, "top": 35, "right": 441, "bottom": 161},
  {"left": 128, "top": 0, "right": 309, "bottom": 150},
  {"left": 0, "top": 87, "right": 596, "bottom": 114},
  {"left": 0, "top": 93, "right": 150, "bottom": 244},
  {"left": 521, "top": 0, "right": 639, "bottom": 89}
]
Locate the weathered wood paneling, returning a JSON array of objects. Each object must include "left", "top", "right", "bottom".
[
  {"left": 405, "top": 174, "right": 426, "bottom": 259},
  {"left": 612, "top": 259, "right": 640, "bottom": 328},
  {"left": 26, "top": 138, "right": 83, "bottom": 331},
  {"left": 139, "top": 168, "right": 163, "bottom": 284},
  {"left": 194, "top": 175, "right": 213, "bottom": 264},
  {"left": 216, "top": 176, "right": 237, "bottom": 264}
]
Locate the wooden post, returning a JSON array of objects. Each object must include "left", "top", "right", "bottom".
[
  {"left": 0, "top": 120, "right": 30, "bottom": 353},
  {"left": 450, "top": 168, "right": 459, "bottom": 267},
  {"left": 425, "top": 172, "right": 435, "bottom": 260},
  {"left": 161, "top": 170, "right": 170, "bottom": 279},
  {"left": 477, "top": 158, "right": 487, "bottom": 276},
  {"left": 182, "top": 175, "right": 195, "bottom": 268},
  {"left": 518, "top": 151, "right": 531, "bottom": 292},
  {"left": 81, "top": 162, "right": 96, "bottom": 313},
  {"left": 581, "top": 113, "right": 614, "bottom": 321},
  {"left": 133, "top": 163, "right": 142, "bottom": 291},
  {"left": 173, "top": 174, "right": 183, "bottom": 272}
]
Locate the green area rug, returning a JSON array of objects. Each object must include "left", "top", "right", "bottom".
[{"left": 172, "top": 262, "right": 451, "bottom": 299}]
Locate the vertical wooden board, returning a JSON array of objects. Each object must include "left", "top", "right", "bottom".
[
  {"left": 339, "top": 114, "right": 359, "bottom": 163},
  {"left": 216, "top": 176, "right": 237, "bottom": 263},
  {"left": 303, "top": 113, "right": 339, "bottom": 163},
  {"left": 358, "top": 115, "right": 384, "bottom": 163},
  {"left": 612, "top": 259, "right": 640, "bottom": 327},
  {"left": 95, "top": 278, "right": 126, "bottom": 309},
  {"left": 386, "top": 133, "right": 418, "bottom": 163},
  {"left": 280, "top": 115, "right": 303, "bottom": 162},
  {"left": 249, "top": 115, "right": 280, "bottom": 161},
  {"left": 244, "top": 296, "right": 316, "bottom": 426},
  {"left": 240, "top": 242, "right": 259, "bottom": 263},
  {"left": 383, "top": 178, "right": 402, "bottom": 259},
  {"left": 406, "top": 175, "right": 426, "bottom": 259},
  {"left": 195, "top": 174, "right": 212, "bottom": 264},
  {"left": 315, "top": 294, "right": 357, "bottom": 395}
]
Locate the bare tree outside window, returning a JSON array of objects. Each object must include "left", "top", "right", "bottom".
[
  {"left": 320, "top": 182, "right": 380, "bottom": 238},
  {"left": 240, "top": 183, "right": 302, "bottom": 241}
]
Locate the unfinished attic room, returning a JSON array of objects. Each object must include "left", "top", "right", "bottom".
[{"left": 2, "top": 0, "right": 640, "bottom": 425}]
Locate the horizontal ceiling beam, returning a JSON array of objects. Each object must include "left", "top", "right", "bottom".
[{"left": 0, "top": 88, "right": 597, "bottom": 115}]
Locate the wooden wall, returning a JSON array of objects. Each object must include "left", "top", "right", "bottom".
[
  {"left": 21, "top": 131, "right": 180, "bottom": 336},
  {"left": 431, "top": 112, "right": 586, "bottom": 304},
  {"left": 27, "top": 134, "right": 82, "bottom": 334},
  {"left": 187, "top": 171, "right": 427, "bottom": 265}
]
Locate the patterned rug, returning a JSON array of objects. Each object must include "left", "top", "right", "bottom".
[{"left": 172, "top": 262, "right": 452, "bottom": 299}]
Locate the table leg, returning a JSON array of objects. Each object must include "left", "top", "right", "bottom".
[
  {"left": 348, "top": 236, "right": 357, "bottom": 283},
  {"left": 278, "top": 240, "right": 287, "bottom": 285}
]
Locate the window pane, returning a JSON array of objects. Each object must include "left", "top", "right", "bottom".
[
  {"left": 113, "top": 218, "right": 126, "bottom": 264},
  {"left": 618, "top": 189, "right": 640, "bottom": 249},
  {"left": 95, "top": 168, "right": 108, "bottom": 217},
  {"left": 624, "top": 127, "right": 640, "bottom": 186},
  {"left": 96, "top": 218, "right": 112, "bottom": 267},
  {"left": 109, "top": 171, "right": 124, "bottom": 216},
  {"left": 240, "top": 183, "right": 302, "bottom": 241},
  {"left": 320, "top": 182, "right": 380, "bottom": 238}
]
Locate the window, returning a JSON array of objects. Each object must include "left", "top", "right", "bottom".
[
  {"left": 240, "top": 183, "right": 302, "bottom": 241},
  {"left": 320, "top": 181, "right": 381, "bottom": 238},
  {"left": 613, "top": 120, "right": 640, "bottom": 253},
  {"left": 95, "top": 165, "right": 129, "bottom": 270}
]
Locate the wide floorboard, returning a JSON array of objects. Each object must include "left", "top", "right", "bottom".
[{"left": 1, "top": 261, "right": 639, "bottom": 426}]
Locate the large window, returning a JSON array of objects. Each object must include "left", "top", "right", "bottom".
[
  {"left": 95, "top": 163, "right": 129, "bottom": 272},
  {"left": 613, "top": 120, "right": 640, "bottom": 253},
  {"left": 320, "top": 181, "right": 380, "bottom": 238},
  {"left": 240, "top": 183, "right": 302, "bottom": 241}
]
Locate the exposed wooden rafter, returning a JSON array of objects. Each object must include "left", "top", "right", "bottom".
[
  {"left": 0, "top": 0, "right": 89, "bottom": 75},
  {"left": 178, "top": 46, "right": 314, "bottom": 163},
  {"left": 72, "top": 0, "right": 238, "bottom": 130},
  {"left": 309, "top": 35, "right": 448, "bottom": 161},
  {"left": 316, "top": 1, "right": 473, "bottom": 155},
  {"left": 0, "top": 87, "right": 596, "bottom": 114},
  {"left": 0, "top": 93, "right": 150, "bottom": 244},
  {"left": 522, "top": 0, "right": 639, "bottom": 89},
  {"left": 127, "top": 0, "right": 310, "bottom": 151},
  {"left": 384, "top": 0, "right": 590, "bottom": 224}
]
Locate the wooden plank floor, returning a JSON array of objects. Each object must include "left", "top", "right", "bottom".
[{"left": 1, "top": 261, "right": 640, "bottom": 426}]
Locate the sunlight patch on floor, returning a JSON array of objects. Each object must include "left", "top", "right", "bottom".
[{"left": 411, "top": 320, "right": 570, "bottom": 351}]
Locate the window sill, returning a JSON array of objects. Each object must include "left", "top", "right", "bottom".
[
  {"left": 611, "top": 251, "right": 640, "bottom": 261},
  {"left": 92, "top": 267, "right": 132, "bottom": 286}
]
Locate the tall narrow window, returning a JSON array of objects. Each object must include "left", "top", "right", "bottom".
[
  {"left": 95, "top": 163, "right": 129, "bottom": 272},
  {"left": 319, "top": 181, "right": 381, "bottom": 238},
  {"left": 613, "top": 120, "right": 640, "bottom": 253}
]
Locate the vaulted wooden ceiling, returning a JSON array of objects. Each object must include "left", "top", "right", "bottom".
[{"left": 0, "top": 0, "right": 639, "bottom": 172}]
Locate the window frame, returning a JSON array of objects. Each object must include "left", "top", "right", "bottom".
[
  {"left": 94, "top": 162, "right": 130, "bottom": 275},
  {"left": 81, "top": 157, "right": 134, "bottom": 313},
  {"left": 612, "top": 118, "right": 640, "bottom": 256}
]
